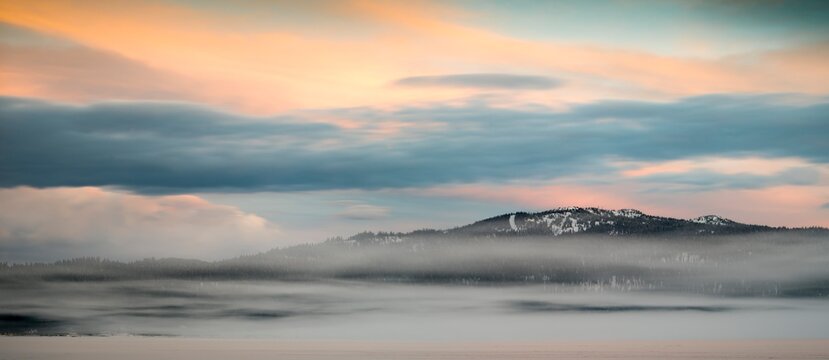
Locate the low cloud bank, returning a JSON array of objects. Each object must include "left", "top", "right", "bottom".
[{"left": 0, "top": 187, "right": 280, "bottom": 262}]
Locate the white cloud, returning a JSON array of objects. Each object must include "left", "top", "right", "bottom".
[{"left": 0, "top": 187, "right": 280, "bottom": 262}]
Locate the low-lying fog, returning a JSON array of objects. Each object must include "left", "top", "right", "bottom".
[{"left": 1, "top": 232, "right": 827, "bottom": 338}]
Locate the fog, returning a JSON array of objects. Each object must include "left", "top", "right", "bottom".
[
  {"left": 4, "top": 232, "right": 828, "bottom": 296},
  {"left": 2, "top": 232, "right": 828, "bottom": 338}
]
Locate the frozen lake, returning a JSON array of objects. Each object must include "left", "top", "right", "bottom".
[
  {"left": 2, "top": 337, "right": 829, "bottom": 360},
  {"left": 2, "top": 280, "right": 829, "bottom": 340}
]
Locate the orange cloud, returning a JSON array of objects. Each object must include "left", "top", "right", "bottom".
[
  {"left": 0, "top": 1, "right": 408, "bottom": 112},
  {"left": 0, "top": 42, "right": 209, "bottom": 103},
  {"left": 1, "top": 0, "right": 827, "bottom": 115}
]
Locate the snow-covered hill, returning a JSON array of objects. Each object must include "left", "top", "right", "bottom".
[
  {"left": 451, "top": 207, "right": 763, "bottom": 237},
  {"left": 333, "top": 207, "right": 803, "bottom": 246}
]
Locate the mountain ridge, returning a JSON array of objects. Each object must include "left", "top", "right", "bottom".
[{"left": 333, "top": 206, "right": 826, "bottom": 246}]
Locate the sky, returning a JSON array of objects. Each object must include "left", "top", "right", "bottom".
[{"left": 0, "top": 0, "right": 828, "bottom": 261}]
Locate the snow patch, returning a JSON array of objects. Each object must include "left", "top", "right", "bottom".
[
  {"left": 690, "top": 215, "right": 733, "bottom": 226},
  {"left": 611, "top": 209, "right": 643, "bottom": 218},
  {"left": 509, "top": 214, "right": 518, "bottom": 231}
]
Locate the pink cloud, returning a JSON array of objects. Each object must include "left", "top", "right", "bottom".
[
  {"left": 0, "top": 187, "right": 281, "bottom": 260},
  {"left": 618, "top": 157, "right": 819, "bottom": 178},
  {"left": 647, "top": 186, "right": 829, "bottom": 228},
  {"left": 423, "top": 183, "right": 652, "bottom": 212}
]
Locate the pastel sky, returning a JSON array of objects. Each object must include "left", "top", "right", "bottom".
[{"left": 1, "top": 0, "right": 828, "bottom": 261}]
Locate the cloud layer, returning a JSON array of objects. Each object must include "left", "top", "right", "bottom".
[
  {"left": 2, "top": 1, "right": 829, "bottom": 114},
  {"left": 0, "top": 95, "right": 826, "bottom": 194},
  {"left": 0, "top": 187, "right": 280, "bottom": 262},
  {"left": 0, "top": 25, "right": 207, "bottom": 104}
]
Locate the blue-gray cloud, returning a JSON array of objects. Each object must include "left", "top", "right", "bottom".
[
  {"left": 394, "top": 73, "right": 561, "bottom": 90},
  {"left": 695, "top": 0, "right": 829, "bottom": 35},
  {"left": 0, "top": 94, "right": 826, "bottom": 193}
]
